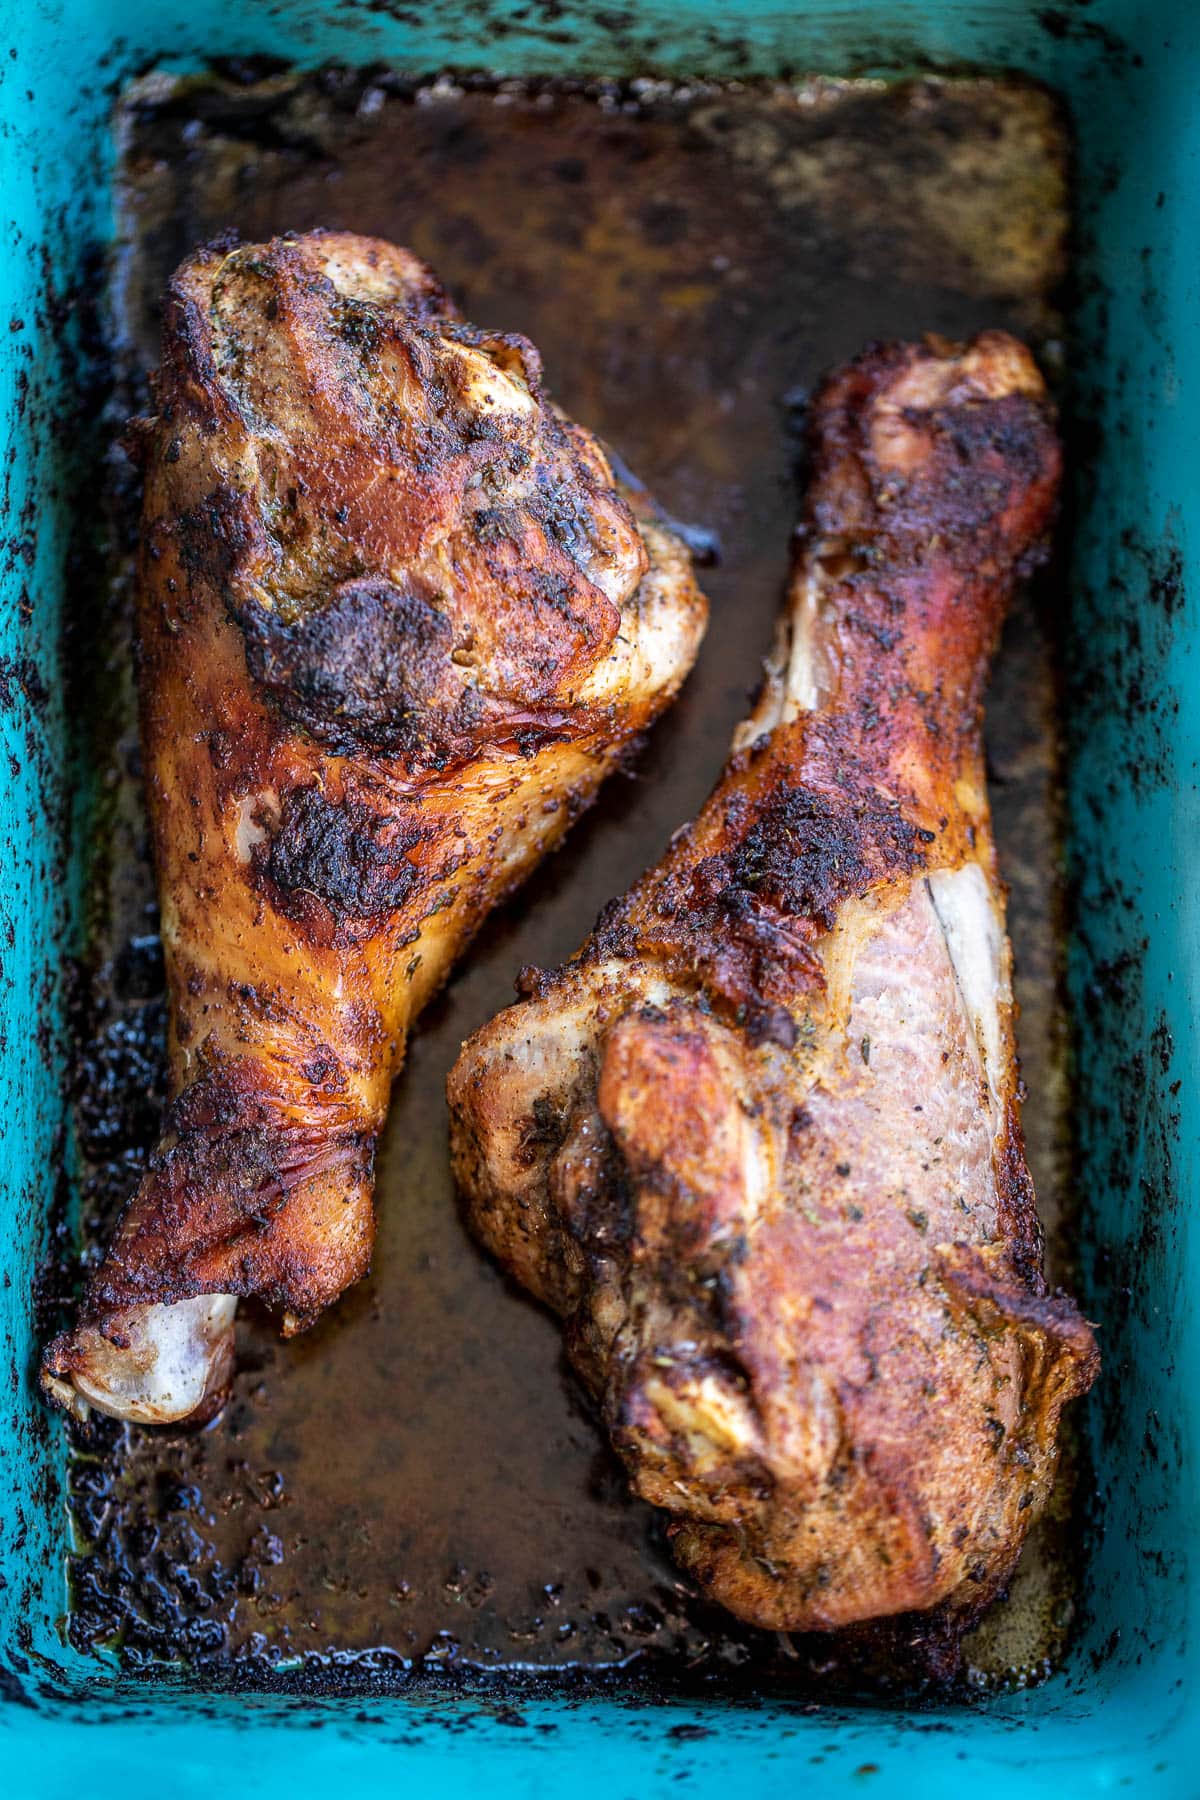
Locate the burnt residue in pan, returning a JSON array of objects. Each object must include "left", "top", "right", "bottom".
[{"left": 56, "top": 68, "right": 1083, "bottom": 1696}]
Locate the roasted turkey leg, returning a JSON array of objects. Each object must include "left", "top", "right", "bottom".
[
  {"left": 448, "top": 333, "right": 1098, "bottom": 1637},
  {"left": 42, "top": 231, "right": 706, "bottom": 1425}
]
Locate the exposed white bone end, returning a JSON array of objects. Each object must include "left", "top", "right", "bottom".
[{"left": 42, "top": 1294, "right": 237, "bottom": 1426}]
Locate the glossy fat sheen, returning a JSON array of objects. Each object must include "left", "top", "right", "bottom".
[
  {"left": 448, "top": 333, "right": 1098, "bottom": 1640},
  {"left": 41, "top": 231, "right": 707, "bottom": 1424}
]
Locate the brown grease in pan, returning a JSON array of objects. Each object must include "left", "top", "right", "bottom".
[{"left": 62, "top": 69, "right": 1079, "bottom": 1694}]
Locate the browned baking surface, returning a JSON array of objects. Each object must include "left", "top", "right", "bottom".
[{"left": 62, "top": 70, "right": 1078, "bottom": 1692}]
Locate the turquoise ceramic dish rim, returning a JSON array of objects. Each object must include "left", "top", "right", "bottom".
[{"left": 1, "top": 2, "right": 1196, "bottom": 1792}]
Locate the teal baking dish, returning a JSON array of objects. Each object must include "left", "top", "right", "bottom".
[{"left": 2, "top": 0, "right": 1196, "bottom": 1791}]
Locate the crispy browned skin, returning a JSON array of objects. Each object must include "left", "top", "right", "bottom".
[
  {"left": 448, "top": 333, "right": 1098, "bottom": 1638},
  {"left": 42, "top": 230, "right": 706, "bottom": 1424}
]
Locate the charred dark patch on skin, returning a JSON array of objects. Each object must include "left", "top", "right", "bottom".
[
  {"left": 238, "top": 573, "right": 462, "bottom": 757},
  {"left": 236, "top": 573, "right": 595, "bottom": 768},
  {"left": 698, "top": 782, "right": 930, "bottom": 930},
  {"left": 587, "top": 778, "right": 933, "bottom": 1038},
  {"left": 643, "top": 781, "right": 931, "bottom": 1035},
  {"left": 174, "top": 485, "right": 260, "bottom": 599},
  {"left": 265, "top": 784, "right": 465, "bottom": 920}
]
